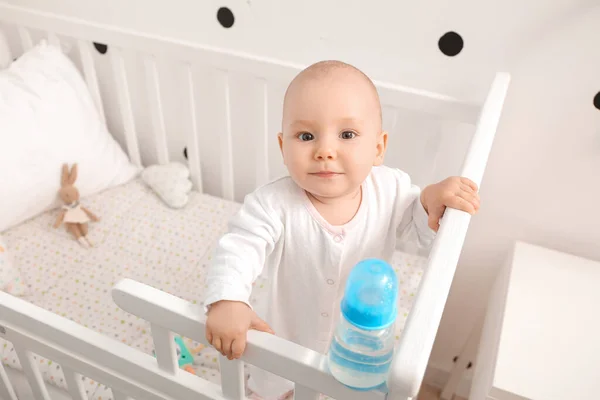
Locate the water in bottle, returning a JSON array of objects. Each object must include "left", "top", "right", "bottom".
[{"left": 327, "top": 258, "right": 398, "bottom": 391}]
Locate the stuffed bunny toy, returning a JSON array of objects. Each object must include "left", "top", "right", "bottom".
[{"left": 53, "top": 163, "right": 100, "bottom": 248}]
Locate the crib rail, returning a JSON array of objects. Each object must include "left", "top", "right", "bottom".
[
  {"left": 387, "top": 72, "right": 511, "bottom": 398},
  {"left": 0, "top": 282, "right": 386, "bottom": 400},
  {"left": 111, "top": 279, "right": 388, "bottom": 400},
  {"left": 0, "top": 291, "right": 236, "bottom": 400}
]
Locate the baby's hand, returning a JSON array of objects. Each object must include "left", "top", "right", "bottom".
[
  {"left": 205, "top": 300, "right": 274, "bottom": 360},
  {"left": 420, "top": 176, "right": 480, "bottom": 232}
]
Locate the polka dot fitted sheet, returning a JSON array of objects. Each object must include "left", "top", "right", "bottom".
[{"left": 0, "top": 178, "right": 429, "bottom": 400}]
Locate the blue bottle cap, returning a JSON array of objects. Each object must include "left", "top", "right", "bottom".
[{"left": 341, "top": 259, "right": 399, "bottom": 330}]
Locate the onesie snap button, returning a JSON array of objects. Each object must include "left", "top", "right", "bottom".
[
  {"left": 333, "top": 235, "right": 343, "bottom": 243},
  {"left": 327, "top": 279, "right": 335, "bottom": 285}
]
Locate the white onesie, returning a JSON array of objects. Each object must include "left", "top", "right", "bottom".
[{"left": 203, "top": 165, "right": 436, "bottom": 398}]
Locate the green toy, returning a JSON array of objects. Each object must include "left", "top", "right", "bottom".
[
  {"left": 175, "top": 336, "right": 194, "bottom": 371},
  {"left": 152, "top": 335, "right": 203, "bottom": 374}
]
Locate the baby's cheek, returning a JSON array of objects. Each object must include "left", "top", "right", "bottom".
[
  {"left": 350, "top": 145, "right": 377, "bottom": 165},
  {"left": 348, "top": 153, "right": 377, "bottom": 181},
  {"left": 288, "top": 155, "right": 308, "bottom": 171},
  {"left": 289, "top": 148, "right": 314, "bottom": 168}
]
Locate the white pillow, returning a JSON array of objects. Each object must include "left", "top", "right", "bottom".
[
  {"left": 0, "top": 41, "right": 140, "bottom": 232},
  {"left": 141, "top": 162, "right": 193, "bottom": 208},
  {"left": 0, "top": 235, "right": 27, "bottom": 296}
]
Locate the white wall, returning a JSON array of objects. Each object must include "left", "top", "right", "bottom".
[
  {"left": 434, "top": 2, "right": 600, "bottom": 375},
  {"left": 0, "top": 0, "right": 591, "bottom": 103},
  {"left": 3, "top": 0, "right": 599, "bottom": 385}
]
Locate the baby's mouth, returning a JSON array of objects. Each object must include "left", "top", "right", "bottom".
[{"left": 310, "top": 171, "right": 342, "bottom": 178}]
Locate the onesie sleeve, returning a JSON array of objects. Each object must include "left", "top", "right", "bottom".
[
  {"left": 392, "top": 169, "right": 437, "bottom": 250},
  {"left": 202, "top": 189, "right": 283, "bottom": 313}
]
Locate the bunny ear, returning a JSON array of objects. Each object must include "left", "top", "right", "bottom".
[
  {"left": 61, "top": 164, "right": 70, "bottom": 186},
  {"left": 69, "top": 163, "right": 78, "bottom": 184}
]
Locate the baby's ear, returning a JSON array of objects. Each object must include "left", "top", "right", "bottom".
[
  {"left": 69, "top": 163, "right": 78, "bottom": 184},
  {"left": 277, "top": 132, "right": 286, "bottom": 159},
  {"left": 374, "top": 131, "right": 388, "bottom": 165}
]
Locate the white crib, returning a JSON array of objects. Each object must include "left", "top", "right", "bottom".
[{"left": 0, "top": 2, "right": 510, "bottom": 400}]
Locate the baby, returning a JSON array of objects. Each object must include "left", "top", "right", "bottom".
[{"left": 203, "top": 60, "right": 480, "bottom": 399}]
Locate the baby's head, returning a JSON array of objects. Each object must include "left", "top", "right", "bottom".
[{"left": 278, "top": 60, "right": 387, "bottom": 200}]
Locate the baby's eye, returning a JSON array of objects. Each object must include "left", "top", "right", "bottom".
[
  {"left": 299, "top": 132, "right": 314, "bottom": 141},
  {"left": 340, "top": 131, "right": 356, "bottom": 139}
]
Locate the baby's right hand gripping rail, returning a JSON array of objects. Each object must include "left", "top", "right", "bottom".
[{"left": 386, "top": 72, "right": 511, "bottom": 399}]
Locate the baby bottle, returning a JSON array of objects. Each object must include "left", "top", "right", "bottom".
[{"left": 327, "top": 258, "right": 398, "bottom": 391}]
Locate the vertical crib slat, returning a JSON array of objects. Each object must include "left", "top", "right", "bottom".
[
  {"left": 185, "top": 65, "right": 203, "bottom": 191},
  {"left": 111, "top": 47, "right": 142, "bottom": 166},
  {"left": 382, "top": 106, "right": 399, "bottom": 135},
  {"left": 151, "top": 324, "right": 178, "bottom": 375},
  {"left": 293, "top": 385, "right": 320, "bottom": 400},
  {"left": 144, "top": 56, "right": 169, "bottom": 165},
  {"left": 0, "top": 361, "right": 18, "bottom": 400},
  {"left": 62, "top": 366, "right": 87, "bottom": 400},
  {"left": 220, "top": 71, "right": 235, "bottom": 201},
  {"left": 390, "top": 108, "right": 399, "bottom": 132},
  {"left": 17, "top": 26, "right": 33, "bottom": 51},
  {"left": 47, "top": 32, "right": 60, "bottom": 47},
  {"left": 218, "top": 356, "right": 245, "bottom": 400},
  {"left": 78, "top": 40, "right": 106, "bottom": 122},
  {"left": 256, "top": 79, "right": 270, "bottom": 188},
  {"left": 14, "top": 347, "right": 51, "bottom": 400}
]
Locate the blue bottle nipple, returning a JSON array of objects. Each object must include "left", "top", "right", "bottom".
[{"left": 340, "top": 258, "right": 399, "bottom": 330}]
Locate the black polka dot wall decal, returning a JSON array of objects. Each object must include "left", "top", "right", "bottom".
[
  {"left": 183, "top": 147, "right": 188, "bottom": 159},
  {"left": 438, "top": 31, "right": 464, "bottom": 57},
  {"left": 594, "top": 92, "right": 600, "bottom": 110},
  {"left": 93, "top": 42, "right": 108, "bottom": 54},
  {"left": 217, "top": 7, "right": 235, "bottom": 28}
]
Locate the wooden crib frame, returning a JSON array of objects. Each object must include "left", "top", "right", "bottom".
[{"left": 0, "top": 2, "right": 510, "bottom": 399}]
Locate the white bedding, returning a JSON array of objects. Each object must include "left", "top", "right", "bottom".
[{"left": 0, "top": 178, "right": 428, "bottom": 399}]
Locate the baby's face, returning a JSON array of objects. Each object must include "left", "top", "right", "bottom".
[{"left": 278, "top": 68, "right": 387, "bottom": 200}]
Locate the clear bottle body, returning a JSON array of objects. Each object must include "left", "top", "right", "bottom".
[{"left": 327, "top": 314, "right": 396, "bottom": 390}]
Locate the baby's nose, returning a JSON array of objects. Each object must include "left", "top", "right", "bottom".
[{"left": 315, "top": 146, "right": 336, "bottom": 160}]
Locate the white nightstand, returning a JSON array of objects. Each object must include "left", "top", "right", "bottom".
[{"left": 469, "top": 241, "right": 600, "bottom": 399}]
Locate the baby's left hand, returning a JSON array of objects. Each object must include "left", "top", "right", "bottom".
[{"left": 420, "top": 176, "right": 480, "bottom": 232}]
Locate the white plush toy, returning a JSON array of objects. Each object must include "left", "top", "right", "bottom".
[{"left": 141, "top": 162, "right": 193, "bottom": 208}]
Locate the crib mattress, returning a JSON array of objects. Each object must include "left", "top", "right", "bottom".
[{"left": 0, "top": 178, "right": 428, "bottom": 400}]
